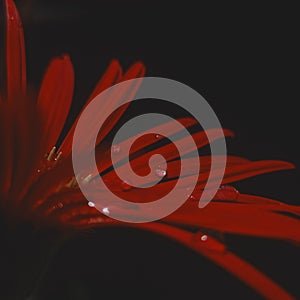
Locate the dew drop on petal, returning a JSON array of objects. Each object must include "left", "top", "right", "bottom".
[
  {"left": 188, "top": 194, "right": 196, "bottom": 201},
  {"left": 102, "top": 207, "right": 110, "bottom": 215},
  {"left": 155, "top": 168, "right": 167, "bottom": 178},
  {"left": 214, "top": 185, "right": 239, "bottom": 201},
  {"left": 193, "top": 232, "right": 226, "bottom": 253},
  {"left": 112, "top": 144, "right": 121, "bottom": 154},
  {"left": 155, "top": 134, "right": 162, "bottom": 139},
  {"left": 201, "top": 234, "right": 208, "bottom": 241},
  {"left": 57, "top": 202, "right": 64, "bottom": 208},
  {"left": 88, "top": 201, "right": 95, "bottom": 207}
]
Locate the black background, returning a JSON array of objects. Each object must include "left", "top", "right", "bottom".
[{"left": 6, "top": 0, "right": 300, "bottom": 298}]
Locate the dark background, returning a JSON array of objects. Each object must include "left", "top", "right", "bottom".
[{"left": 8, "top": 0, "right": 300, "bottom": 298}]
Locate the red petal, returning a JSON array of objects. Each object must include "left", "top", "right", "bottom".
[
  {"left": 151, "top": 159, "right": 295, "bottom": 193},
  {"left": 138, "top": 155, "right": 250, "bottom": 181},
  {"left": 37, "top": 55, "right": 74, "bottom": 153},
  {"left": 201, "top": 160, "right": 295, "bottom": 188},
  {"left": 67, "top": 62, "right": 146, "bottom": 155},
  {"left": 0, "top": 102, "right": 14, "bottom": 197},
  {"left": 59, "top": 60, "right": 123, "bottom": 156},
  {"left": 118, "top": 128, "right": 233, "bottom": 170},
  {"left": 96, "top": 117, "right": 198, "bottom": 173},
  {"left": 95, "top": 61, "right": 145, "bottom": 146},
  {"left": 4, "top": 0, "right": 26, "bottom": 99},
  {"left": 87, "top": 60, "right": 123, "bottom": 105},
  {"left": 164, "top": 196, "right": 300, "bottom": 243},
  {"left": 96, "top": 62, "right": 146, "bottom": 145},
  {"left": 78, "top": 188, "right": 300, "bottom": 244},
  {"left": 0, "top": 94, "right": 40, "bottom": 208},
  {"left": 33, "top": 188, "right": 85, "bottom": 215},
  {"left": 100, "top": 129, "right": 234, "bottom": 193},
  {"left": 21, "top": 156, "right": 74, "bottom": 211},
  {"left": 92, "top": 158, "right": 294, "bottom": 207}
]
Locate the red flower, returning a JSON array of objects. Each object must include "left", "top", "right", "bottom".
[{"left": 0, "top": 0, "right": 299, "bottom": 299}]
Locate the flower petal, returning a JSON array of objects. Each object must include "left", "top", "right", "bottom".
[
  {"left": 163, "top": 195, "right": 300, "bottom": 243},
  {"left": 100, "top": 129, "right": 234, "bottom": 193},
  {"left": 21, "top": 156, "right": 74, "bottom": 210},
  {"left": 3, "top": 0, "right": 26, "bottom": 100},
  {"left": 37, "top": 55, "right": 74, "bottom": 153},
  {"left": 95, "top": 159, "right": 294, "bottom": 205},
  {"left": 87, "top": 60, "right": 123, "bottom": 105},
  {"left": 63, "top": 62, "right": 146, "bottom": 156},
  {"left": 96, "top": 117, "right": 198, "bottom": 173},
  {"left": 201, "top": 160, "right": 295, "bottom": 188},
  {"left": 58, "top": 59, "right": 123, "bottom": 156},
  {"left": 95, "top": 61, "right": 145, "bottom": 146},
  {"left": 0, "top": 102, "right": 14, "bottom": 197}
]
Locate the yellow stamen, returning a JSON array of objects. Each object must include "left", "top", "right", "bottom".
[
  {"left": 55, "top": 151, "right": 63, "bottom": 161},
  {"left": 65, "top": 176, "right": 78, "bottom": 188},
  {"left": 47, "top": 146, "right": 56, "bottom": 161}
]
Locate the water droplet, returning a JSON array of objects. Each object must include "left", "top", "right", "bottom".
[
  {"left": 112, "top": 144, "right": 121, "bottom": 154},
  {"left": 37, "top": 169, "right": 41, "bottom": 173},
  {"left": 201, "top": 234, "right": 208, "bottom": 241},
  {"left": 193, "top": 232, "right": 226, "bottom": 253},
  {"left": 214, "top": 185, "right": 239, "bottom": 201},
  {"left": 188, "top": 195, "right": 197, "bottom": 200},
  {"left": 155, "top": 168, "right": 167, "bottom": 178},
  {"left": 57, "top": 202, "right": 63, "bottom": 208},
  {"left": 10, "top": 16, "right": 15, "bottom": 21},
  {"left": 88, "top": 201, "right": 95, "bottom": 207},
  {"left": 155, "top": 134, "right": 162, "bottom": 139},
  {"left": 102, "top": 207, "right": 110, "bottom": 215},
  {"left": 121, "top": 180, "right": 132, "bottom": 191}
]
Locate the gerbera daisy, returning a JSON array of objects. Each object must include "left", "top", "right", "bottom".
[{"left": 0, "top": 0, "right": 299, "bottom": 299}]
